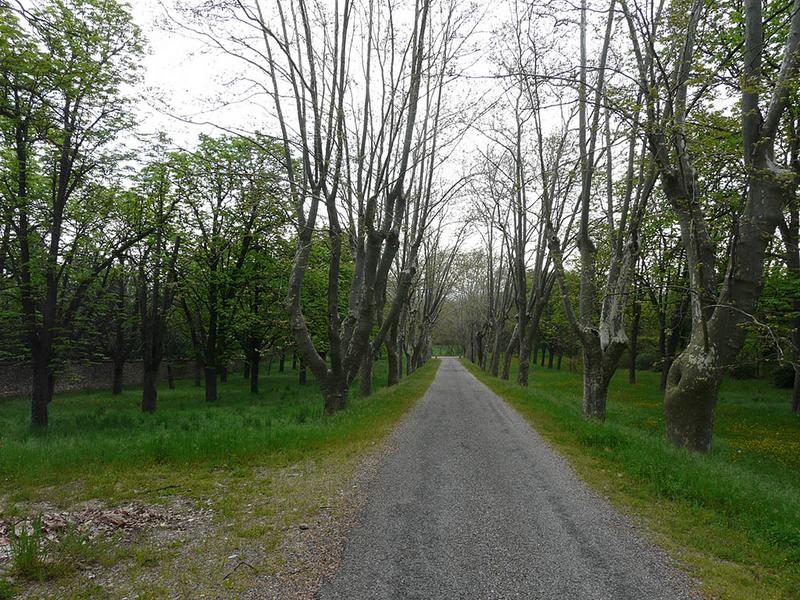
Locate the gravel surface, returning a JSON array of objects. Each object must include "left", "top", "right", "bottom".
[{"left": 318, "top": 358, "right": 698, "bottom": 600}]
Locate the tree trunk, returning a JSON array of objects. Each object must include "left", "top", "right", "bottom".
[
  {"left": 31, "top": 343, "right": 52, "bottom": 428},
  {"left": 167, "top": 364, "right": 175, "bottom": 389},
  {"left": 501, "top": 325, "right": 519, "bottom": 380},
  {"left": 583, "top": 356, "right": 610, "bottom": 420},
  {"left": 279, "top": 353, "right": 285, "bottom": 372},
  {"left": 557, "top": 353, "right": 563, "bottom": 370},
  {"left": 658, "top": 315, "right": 668, "bottom": 390},
  {"left": 112, "top": 359, "right": 125, "bottom": 395},
  {"left": 547, "top": 348, "right": 555, "bottom": 369},
  {"left": 141, "top": 365, "right": 158, "bottom": 413},
  {"left": 792, "top": 366, "right": 800, "bottom": 413},
  {"left": 204, "top": 366, "right": 217, "bottom": 402},
  {"left": 517, "top": 334, "right": 530, "bottom": 387},
  {"left": 358, "top": 352, "right": 374, "bottom": 397},
  {"left": 540, "top": 346, "right": 546, "bottom": 366},
  {"left": 323, "top": 389, "right": 346, "bottom": 415},
  {"left": 292, "top": 353, "right": 297, "bottom": 370},
  {"left": 250, "top": 351, "right": 260, "bottom": 394},
  {"left": 386, "top": 325, "right": 399, "bottom": 386},
  {"left": 489, "top": 326, "right": 503, "bottom": 376},
  {"left": 219, "top": 364, "right": 228, "bottom": 383},
  {"left": 398, "top": 345, "right": 405, "bottom": 380},
  {"left": 583, "top": 350, "right": 609, "bottom": 421},
  {"left": 663, "top": 345, "right": 721, "bottom": 452},
  {"left": 629, "top": 299, "right": 641, "bottom": 384},
  {"left": 299, "top": 356, "right": 307, "bottom": 385}
]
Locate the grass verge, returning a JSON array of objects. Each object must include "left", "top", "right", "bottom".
[{"left": 462, "top": 359, "right": 800, "bottom": 600}]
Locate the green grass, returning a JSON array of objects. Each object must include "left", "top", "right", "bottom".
[
  {"left": 463, "top": 359, "right": 800, "bottom": 599},
  {"left": 0, "top": 360, "right": 427, "bottom": 491},
  {"left": 0, "top": 359, "right": 440, "bottom": 596}
]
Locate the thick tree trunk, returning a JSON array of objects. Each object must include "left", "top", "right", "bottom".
[
  {"left": 112, "top": 360, "right": 125, "bottom": 395},
  {"left": 517, "top": 333, "right": 530, "bottom": 387},
  {"left": 250, "top": 351, "right": 260, "bottom": 394},
  {"left": 629, "top": 300, "right": 641, "bottom": 384},
  {"left": 398, "top": 345, "right": 405, "bottom": 380},
  {"left": 658, "top": 317, "right": 668, "bottom": 390},
  {"left": 31, "top": 344, "right": 52, "bottom": 427},
  {"left": 204, "top": 366, "right": 217, "bottom": 402},
  {"left": 501, "top": 325, "right": 519, "bottom": 380},
  {"left": 489, "top": 326, "right": 503, "bottom": 376},
  {"left": 663, "top": 345, "right": 721, "bottom": 452},
  {"left": 358, "top": 352, "right": 374, "bottom": 397},
  {"left": 387, "top": 325, "right": 400, "bottom": 386},
  {"left": 322, "top": 377, "right": 347, "bottom": 415},
  {"left": 141, "top": 365, "right": 158, "bottom": 413},
  {"left": 583, "top": 357, "right": 610, "bottom": 420}
]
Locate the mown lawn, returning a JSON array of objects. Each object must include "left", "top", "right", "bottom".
[
  {"left": 0, "top": 359, "right": 440, "bottom": 598},
  {"left": 463, "top": 359, "right": 800, "bottom": 600}
]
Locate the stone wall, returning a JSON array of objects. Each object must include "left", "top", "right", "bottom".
[{"left": 0, "top": 360, "right": 196, "bottom": 399}]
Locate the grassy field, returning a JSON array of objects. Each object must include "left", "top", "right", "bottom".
[
  {"left": 463, "top": 359, "right": 800, "bottom": 600},
  {"left": 0, "top": 359, "right": 440, "bottom": 598}
]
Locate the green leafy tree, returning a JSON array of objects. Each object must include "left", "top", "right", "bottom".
[{"left": 0, "top": 0, "right": 144, "bottom": 426}]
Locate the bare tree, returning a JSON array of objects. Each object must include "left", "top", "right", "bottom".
[{"left": 622, "top": 0, "right": 800, "bottom": 450}]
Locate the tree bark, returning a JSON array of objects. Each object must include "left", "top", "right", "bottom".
[
  {"left": 501, "top": 324, "right": 518, "bottom": 380},
  {"left": 141, "top": 366, "right": 158, "bottom": 413},
  {"left": 204, "top": 366, "right": 217, "bottom": 402},
  {"left": 31, "top": 341, "right": 53, "bottom": 427},
  {"left": 250, "top": 351, "right": 260, "bottom": 394},
  {"left": 629, "top": 299, "right": 641, "bottom": 384},
  {"left": 358, "top": 353, "right": 374, "bottom": 397},
  {"left": 167, "top": 364, "right": 175, "bottom": 389},
  {"left": 112, "top": 360, "right": 125, "bottom": 395},
  {"left": 583, "top": 356, "right": 610, "bottom": 420},
  {"left": 279, "top": 353, "right": 285, "bottom": 372},
  {"left": 386, "top": 322, "right": 400, "bottom": 386}
]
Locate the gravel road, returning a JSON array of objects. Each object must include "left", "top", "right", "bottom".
[{"left": 317, "top": 357, "right": 697, "bottom": 599}]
